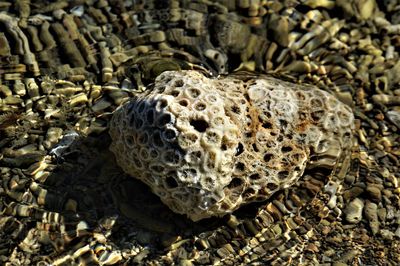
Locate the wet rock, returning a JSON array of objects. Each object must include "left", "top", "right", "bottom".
[
  {"left": 395, "top": 226, "right": 400, "bottom": 238},
  {"left": 380, "top": 229, "right": 394, "bottom": 240},
  {"left": 364, "top": 201, "right": 379, "bottom": 235},
  {"left": 377, "top": 207, "right": 387, "bottom": 222},
  {"left": 366, "top": 184, "right": 382, "bottom": 202},
  {"left": 344, "top": 198, "right": 364, "bottom": 224},
  {"left": 387, "top": 110, "right": 400, "bottom": 129},
  {"left": 343, "top": 187, "right": 364, "bottom": 201}
]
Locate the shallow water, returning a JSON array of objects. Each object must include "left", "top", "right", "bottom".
[{"left": 0, "top": 1, "right": 399, "bottom": 265}]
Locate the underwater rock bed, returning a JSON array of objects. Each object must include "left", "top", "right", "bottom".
[{"left": 0, "top": 0, "right": 400, "bottom": 265}]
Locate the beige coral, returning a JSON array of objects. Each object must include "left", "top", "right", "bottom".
[{"left": 109, "top": 70, "right": 354, "bottom": 221}]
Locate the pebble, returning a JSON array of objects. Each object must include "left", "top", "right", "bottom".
[
  {"left": 43, "top": 127, "right": 63, "bottom": 149},
  {"left": 377, "top": 208, "right": 387, "bottom": 222},
  {"left": 372, "top": 94, "right": 400, "bottom": 105},
  {"left": 364, "top": 201, "right": 379, "bottom": 235},
  {"left": 395, "top": 226, "right": 400, "bottom": 238},
  {"left": 366, "top": 184, "right": 382, "bottom": 202},
  {"left": 343, "top": 187, "right": 364, "bottom": 201},
  {"left": 387, "top": 110, "right": 400, "bottom": 128},
  {"left": 179, "top": 259, "right": 193, "bottom": 266},
  {"left": 380, "top": 229, "right": 395, "bottom": 240},
  {"left": 91, "top": 97, "right": 113, "bottom": 113},
  {"left": 383, "top": 189, "right": 393, "bottom": 198},
  {"left": 386, "top": 205, "right": 396, "bottom": 220},
  {"left": 336, "top": 249, "right": 360, "bottom": 263},
  {"left": 332, "top": 262, "right": 347, "bottom": 266},
  {"left": 344, "top": 198, "right": 364, "bottom": 224}
]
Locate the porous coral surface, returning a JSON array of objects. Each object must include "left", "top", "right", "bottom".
[{"left": 110, "top": 70, "right": 354, "bottom": 221}]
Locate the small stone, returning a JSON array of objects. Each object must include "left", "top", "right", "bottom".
[
  {"left": 343, "top": 187, "right": 364, "bottom": 201},
  {"left": 395, "top": 226, "right": 400, "bottom": 238},
  {"left": 333, "top": 262, "right": 348, "bottom": 266},
  {"left": 324, "top": 248, "right": 336, "bottom": 257},
  {"left": 386, "top": 110, "right": 400, "bottom": 129},
  {"left": 364, "top": 201, "right": 379, "bottom": 235},
  {"left": 383, "top": 189, "right": 393, "bottom": 198},
  {"left": 344, "top": 198, "right": 364, "bottom": 224},
  {"left": 305, "top": 243, "right": 319, "bottom": 253},
  {"left": 372, "top": 94, "right": 400, "bottom": 105},
  {"left": 335, "top": 91, "right": 353, "bottom": 107},
  {"left": 377, "top": 208, "right": 387, "bottom": 222},
  {"left": 366, "top": 184, "right": 382, "bottom": 202},
  {"left": 345, "top": 174, "right": 355, "bottom": 185},
  {"left": 337, "top": 249, "right": 360, "bottom": 263},
  {"left": 386, "top": 205, "right": 396, "bottom": 220},
  {"left": 179, "top": 259, "right": 193, "bottom": 266},
  {"left": 380, "top": 229, "right": 394, "bottom": 240}
]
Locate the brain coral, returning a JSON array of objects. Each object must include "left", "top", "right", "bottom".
[{"left": 109, "top": 70, "right": 354, "bottom": 221}]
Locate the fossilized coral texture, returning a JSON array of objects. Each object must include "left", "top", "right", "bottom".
[{"left": 110, "top": 70, "right": 354, "bottom": 221}]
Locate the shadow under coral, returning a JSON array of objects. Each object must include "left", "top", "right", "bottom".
[{"left": 40, "top": 132, "right": 234, "bottom": 260}]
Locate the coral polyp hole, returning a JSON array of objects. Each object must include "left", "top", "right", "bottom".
[
  {"left": 311, "top": 110, "right": 325, "bottom": 122},
  {"left": 126, "top": 136, "right": 135, "bottom": 147},
  {"left": 290, "top": 153, "right": 302, "bottom": 163},
  {"left": 129, "top": 115, "right": 136, "bottom": 127},
  {"left": 279, "top": 119, "right": 288, "bottom": 128},
  {"left": 252, "top": 143, "right": 259, "bottom": 152},
  {"left": 249, "top": 173, "right": 261, "bottom": 180},
  {"left": 174, "top": 79, "right": 184, "bottom": 87},
  {"left": 137, "top": 101, "right": 146, "bottom": 113},
  {"left": 157, "top": 99, "right": 168, "bottom": 109},
  {"left": 278, "top": 171, "right": 289, "bottom": 179},
  {"left": 153, "top": 132, "right": 164, "bottom": 147},
  {"left": 138, "top": 132, "right": 149, "bottom": 143},
  {"left": 299, "top": 112, "right": 307, "bottom": 120},
  {"left": 134, "top": 118, "right": 144, "bottom": 129},
  {"left": 190, "top": 119, "right": 209, "bottom": 132},
  {"left": 188, "top": 88, "right": 201, "bottom": 98},
  {"left": 179, "top": 99, "right": 189, "bottom": 106},
  {"left": 231, "top": 105, "right": 241, "bottom": 114},
  {"left": 163, "top": 129, "right": 177, "bottom": 141},
  {"left": 281, "top": 146, "right": 293, "bottom": 152},
  {"left": 207, "top": 94, "right": 217, "bottom": 102},
  {"left": 311, "top": 98, "right": 323, "bottom": 108},
  {"left": 150, "top": 164, "right": 165, "bottom": 173},
  {"left": 235, "top": 143, "right": 244, "bottom": 156},
  {"left": 157, "top": 86, "right": 166, "bottom": 93},
  {"left": 204, "top": 177, "right": 214, "bottom": 186},
  {"left": 263, "top": 153, "right": 273, "bottom": 162},
  {"left": 243, "top": 188, "right": 256, "bottom": 197},
  {"left": 158, "top": 114, "right": 172, "bottom": 126},
  {"left": 228, "top": 177, "right": 243, "bottom": 188},
  {"left": 146, "top": 110, "right": 154, "bottom": 124},
  {"left": 266, "top": 183, "right": 278, "bottom": 191},
  {"left": 262, "top": 121, "right": 272, "bottom": 129},
  {"left": 165, "top": 176, "right": 178, "bottom": 189},
  {"left": 205, "top": 131, "right": 220, "bottom": 144},
  {"left": 235, "top": 162, "right": 245, "bottom": 172},
  {"left": 194, "top": 102, "right": 207, "bottom": 111},
  {"left": 171, "top": 90, "right": 180, "bottom": 97}
]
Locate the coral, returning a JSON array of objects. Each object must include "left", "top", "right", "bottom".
[{"left": 109, "top": 70, "right": 354, "bottom": 221}]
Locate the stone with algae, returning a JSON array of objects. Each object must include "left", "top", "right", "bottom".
[{"left": 109, "top": 70, "right": 354, "bottom": 221}]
